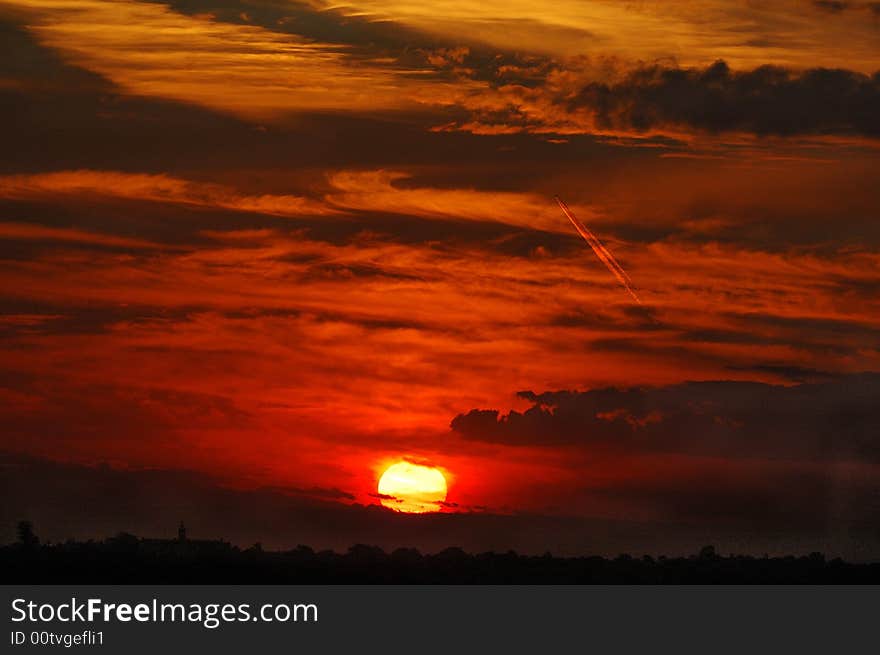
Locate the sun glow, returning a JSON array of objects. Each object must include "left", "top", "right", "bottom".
[{"left": 378, "top": 461, "right": 448, "bottom": 513}]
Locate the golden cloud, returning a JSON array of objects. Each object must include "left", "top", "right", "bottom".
[{"left": 3, "top": 0, "right": 469, "bottom": 117}]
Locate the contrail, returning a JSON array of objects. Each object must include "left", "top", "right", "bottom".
[{"left": 555, "top": 196, "right": 642, "bottom": 304}]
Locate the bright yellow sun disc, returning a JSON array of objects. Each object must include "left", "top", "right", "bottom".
[{"left": 378, "top": 462, "right": 447, "bottom": 513}]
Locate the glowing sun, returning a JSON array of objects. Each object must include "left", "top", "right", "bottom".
[{"left": 378, "top": 461, "right": 447, "bottom": 513}]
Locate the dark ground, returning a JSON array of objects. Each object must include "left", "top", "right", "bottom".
[{"left": 3, "top": 533, "right": 879, "bottom": 583}]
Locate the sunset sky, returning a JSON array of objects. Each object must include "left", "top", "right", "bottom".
[{"left": 1, "top": 0, "right": 879, "bottom": 556}]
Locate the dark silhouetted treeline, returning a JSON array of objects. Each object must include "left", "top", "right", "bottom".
[{"left": 2, "top": 526, "right": 879, "bottom": 583}]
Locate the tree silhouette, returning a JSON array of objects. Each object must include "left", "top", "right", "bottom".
[
  {"left": 2, "top": 526, "right": 878, "bottom": 583},
  {"left": 16, "top": 520, "right": 39, "bottom": 548},
  {"left": 699, "top": 545, "right": 717, "bottom": 559}
]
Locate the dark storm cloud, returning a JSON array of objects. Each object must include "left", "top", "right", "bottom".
[
  {"left": 442, "top": 53, "right": 880, "bottom": 139},
  {"left": 451, "top": 373, "right": 880, "bottom": 461},
  {"left": 570, "top": 60, "right": 880, "bottom": 137}
]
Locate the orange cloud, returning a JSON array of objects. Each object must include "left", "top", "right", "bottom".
[
  {"left": 1, "top": 161, "right": 879, "bottom": 514},
  {"left": 324, "top": 0, "right": 880, "bottom": 72},
  {"left": 325, "top": 169, "right": 582, "bottom": 232},
  {"left": 0, "top": 169, "right": 602, "bottom": 233},
  {"left": 0, "top": 170, "right": 334, "bottom": 217},
  {"left": 2, "top": 211, "right": 879, "bottom": 508},
  {"left": 3, "top": 0, "right": 471, "bottom": 118},
  {"left": 2, "top": 0, "right": 880, "bottom": 535},
  {"left": 0, "top": 222, "right": 162, "bottom": 249},
  {"left": 10, "top": 0, "right": 879, "bottom": 145}
]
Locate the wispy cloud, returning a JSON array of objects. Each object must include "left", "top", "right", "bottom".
[{"left": 3, "top": 0, "right": 470, "bottom": 117}]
